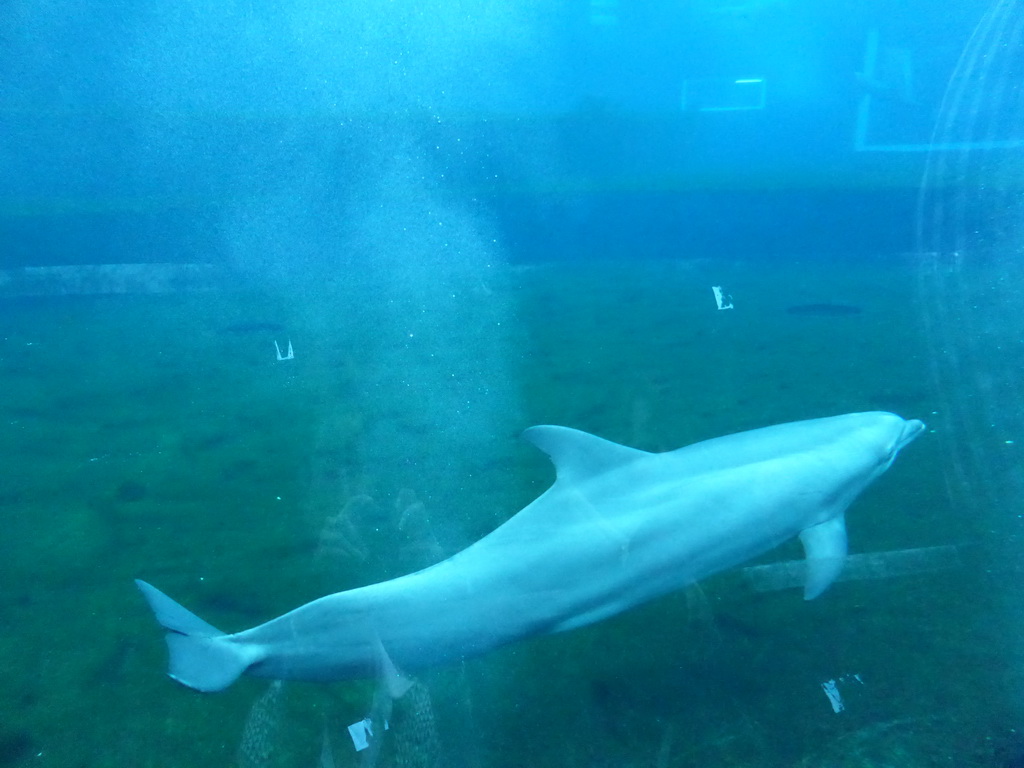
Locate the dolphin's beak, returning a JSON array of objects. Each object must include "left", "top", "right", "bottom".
[{"left": 898, "top": 419, "right": 926, "bottom": 451}]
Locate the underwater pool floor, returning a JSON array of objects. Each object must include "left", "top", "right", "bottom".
[{"left": 0, "top": 254, "right": 1015, "bottom": 767}]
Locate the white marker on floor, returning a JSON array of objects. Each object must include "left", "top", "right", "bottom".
[
  {"left": 821, "top": 679, "right": 844, "bottom": 713},
  {"left": 347, "top": 717, "right": 388, "bottom": 751},
  {"left": 275, "top": 339, "right": 294, "bottom": 361}
]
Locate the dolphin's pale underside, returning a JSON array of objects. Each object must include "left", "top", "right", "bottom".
[{"left": 136, "top": 411, "right": 924, "bottom": 692}]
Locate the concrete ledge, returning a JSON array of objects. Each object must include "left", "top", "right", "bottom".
[
  {"left": 0, "top": 263, "right": 225, "bottom": 296},
  {"left": 742, "top": 545, "right": 961, "bottom": 593}
]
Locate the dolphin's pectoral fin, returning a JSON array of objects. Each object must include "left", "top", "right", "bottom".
[
  {"left": 135, "top": 579, "right": 263, "bottom": 692},
  {"left": 373, "top": 637, "right": 413, "bottom": 700},
  {"left": 798, "top": 515, "right": 848, "bottom": 600}
]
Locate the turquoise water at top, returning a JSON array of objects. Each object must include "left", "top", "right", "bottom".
[{"left": 3, "top": 1, "right": 1024, "bottom": 766}]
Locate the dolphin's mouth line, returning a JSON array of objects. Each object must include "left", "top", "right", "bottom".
[
  {"left": 897, "top": 419, "right": 927, "bottom": 451},
  {"left": 882, "top": 419, "right": 926, "bottom": 469}
]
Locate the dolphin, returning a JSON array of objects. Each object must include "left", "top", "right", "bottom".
[{"left": 136, "top": 411, "right": 924, "bottom": 693}]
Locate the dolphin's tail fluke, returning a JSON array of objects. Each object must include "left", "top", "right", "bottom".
[{"left": 135, "top": 579, "right": 260, "bottom": 693}]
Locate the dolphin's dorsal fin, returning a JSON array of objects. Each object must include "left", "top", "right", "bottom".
[
  {"left": 798, "top": 515, "right": 849, "bottom": 600},
  {"left": 522, "top": 425, "right": 650, "bottom": 483}
]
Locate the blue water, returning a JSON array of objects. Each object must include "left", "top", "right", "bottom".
[{"left": 2, "top": 1, "right": 1023, "bottom": 766}]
